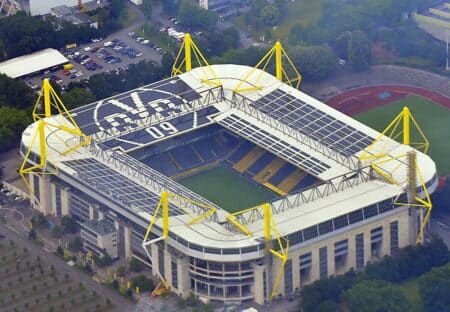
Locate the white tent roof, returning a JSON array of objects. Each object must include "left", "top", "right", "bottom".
[{"left": 0, "top": 48, "right": 68, "bottom": 79}]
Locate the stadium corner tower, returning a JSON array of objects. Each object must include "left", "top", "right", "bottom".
[{"left": 21, "top": 55, "right": 437, "bottom": 304}]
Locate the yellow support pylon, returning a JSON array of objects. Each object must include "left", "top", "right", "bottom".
[
  {"left": 359, "top": 106, "right": 429, "bottom": 161},
  {"left": 226, "top": 202, "right": 289, "bottom": 300},
  {"left": 233, "top": 41, "right": 302, "bottom": 93},
  {"left": 171, "top": 33, "right": 222, "bottom": 86},
  {"left": 19, "top": 78, "right": 90, "bottom": 199},
  {"left": 359, "top": 106, "right": 432, "bottom": 244}
]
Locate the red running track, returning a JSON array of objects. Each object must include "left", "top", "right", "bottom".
[{"left": 326, "top": 85, "right": 450, "bottom": 116}]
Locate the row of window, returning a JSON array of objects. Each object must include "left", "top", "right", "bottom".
[{"left": 293, "top": 221, "right": 399, "bottom": 292}]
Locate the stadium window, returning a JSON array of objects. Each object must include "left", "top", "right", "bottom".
[
  {"left": 303, "top": 225, "right": 319, "bottom": 241},
  {"left": 319, "top": 247, "right": 328, "bottom": 279},
  {"left": 222, "top": 248, "right": 240, "bottom": 255},
  {"left": 390, "top": 221, "right": 399, "bottom": 256},
  {"left": 363, "top": 204, "right": 378, "bottom": 219},
  {"left": 378, "top": 199, "right": 394, "bottom": 213},
  {"left": 241, "top": 246, "right": 258, "bottom": 253},
  {"left": 334, "top": 239, "right": 348, "bottom": 273},
  {"left": 355, "top": 233, "right": 364, "bottom": 270},
  {"left": 370, "top": 226, "right": 383, "bottom": 258},
  {"left": 287, "top": 232, "right": 303, "bottom": 246},
  {"left": 348, "top": 209, "right": 363, "bottom": 224},
  {"left": 318, "top": 220, "right": 334, "bottom": 235},
  {"left": 299, "top": 252, "right": 312, "bottom": 286},
  {"left": 284, "top": 259, "right": 293, "bottom": 295},
  {"left": 204, "top": 247, "right": 221, "bottom": 254},
  {"left": 333, "top": 214, "right": 349, "bottom": 230}
]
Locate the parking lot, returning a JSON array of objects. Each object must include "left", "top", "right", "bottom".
[{"left": 26, "top": 33, "right": 163, "bottom": 91}]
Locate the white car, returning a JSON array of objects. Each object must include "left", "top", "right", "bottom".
[{"left": 75, "top": 71, "right": 84, "bottom": 77}]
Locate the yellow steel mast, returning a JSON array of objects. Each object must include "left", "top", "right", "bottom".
[
  {"left": 233, "top": 41, "right": 302, "bottom": 93},
  {"left": 19, "top": 78, "right": 90, "bottom": 198},
  {"left": 171, "top": 33, "right": 222, "bottom": 86},
  {"left": 359, "top": 106, "right": 432, "bottom": 244}
]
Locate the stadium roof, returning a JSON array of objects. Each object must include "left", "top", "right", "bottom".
[
  {"left": 0, "top": 48, "right": 68, "bottom": 79},
  {"left": 21, "top": 64, "right": 438, "bottom": 253}
]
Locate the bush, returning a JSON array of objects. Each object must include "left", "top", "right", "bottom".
[
  {"left": 128, "top": 257, "right": 142, "bottom": 272},
  {"left": 131, "top": 275, "right": 155, "bottom": 292}
]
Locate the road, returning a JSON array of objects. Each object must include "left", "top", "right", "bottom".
[{"left": 0, "top": 223, "right": 134, "bottom": 311}]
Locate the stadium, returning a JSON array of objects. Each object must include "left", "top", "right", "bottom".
[{"left": 19, "top": 38, "right": 437, "bottom": 304}]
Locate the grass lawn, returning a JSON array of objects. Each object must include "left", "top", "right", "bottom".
[
  {"left": 354, "top": 95, "right": 450, "bottom": 175},
  {"left": 396, "top": 279, "right": 422, "bottom": 312},
  {"left": 178, "top": 166, "right": 276, "bottom": 213}
]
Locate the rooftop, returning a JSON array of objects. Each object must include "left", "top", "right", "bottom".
[
  {"left": 81, "top": 219, "right": 116, "bottom": 236},
  {"left": 0, "top": 48, "right": 68, "bottom": 79},
  {"left": 20, "top": 64, "right": 438, "bottom": 251}
]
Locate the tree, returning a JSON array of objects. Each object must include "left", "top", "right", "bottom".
[
  {"left": 52, "top": 225, "right": 61, "bottom": 238},
  {"left": 116, "top": 266, "right": 125, "bottom": 277},
  {"left": 28, "top": 228, "right": 37, "bottom": 240},
  {"left": 68, "top": 237, "right": 83, "bottom": 252},
  {"left": 60, "top": 88, "right": 96, "bottom": 110},
  {"left": 0, "top": 106, "right": 32, "bottom": 152},
  {"left": 289, "top": 45, "right": 336, "bottom": 81},
  {"left": 419, "top": 263, "right": 450, "bottom": 312},
  {"left": 131, "top": 275, "right": 155, "bottom": 292},
  {"left": 141, "top": 0, "right": 152, "bottom": 18},
  {"left": 347, "top": 30, "right": 372, "bottom": 71},
  {"left": 344, "top": 280, "right": 411, "bottom": 312},
  {"left": 177, "top": 2, "right": 217, "bottom": 29},
  {"left": 55, "top": 246, "right": 64, "bottom": 257},
  {"left": 129, "top": 257, "right": 142, "bottom": 272},
  {"left": 261, "top": 5, "right": 280, "bottom": 26},
  {"left": 162, "top": 0, "right": 180, "bottom": 15}
]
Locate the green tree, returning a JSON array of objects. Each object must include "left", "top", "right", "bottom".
[
  {"left": 68, "top": 237, "right": 83, "bottom": 252},
  {"left": 289, "top": 45, "right": 336, "bottom": 81},
  {"left": 131, "top": 275, "right": 155, "bottom": 292},
  {"left": 419, "top": 263, "right": 450, "bottom": 312},
  {"left": 344, "top": 280, "right": 411, "bottom": 312},
  {"left": 129, "top": 257, "right": 143, "bottom": 272},
  {"left": 177, "top": 2, "right": 217, "bottom": 29},
  {"left": 52, "top": 225, "right": 61, "bottom": 238},
  {"left": 261, "top": 5, "right": 280, "bottom": 26},
  {"left": 347, "top": 30, "right": 372, "bottom": 71},
  {"left": 140, "top": 0, "right": 152, "bottom": 18},
  {"left": 60, "top": 88, "right": 96, "bottom": 109}
]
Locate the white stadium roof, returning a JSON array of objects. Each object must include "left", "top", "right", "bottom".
[
  {"left": 0, "top": 48, "right": 68, "bottom": 79},
  {"left": 21, "top": 64, "right": 438, "bottom": 253}
]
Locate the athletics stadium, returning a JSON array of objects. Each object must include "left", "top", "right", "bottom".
[{"left": 19, "top": 37, "right": 437, "bottom": 304}]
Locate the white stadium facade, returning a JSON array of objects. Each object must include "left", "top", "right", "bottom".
[{"left": 20, "top": 63, "right": 437, "bottom": 304}]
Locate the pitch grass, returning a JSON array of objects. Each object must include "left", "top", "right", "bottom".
[
  {"left": 354, "top": 95, "right": 450, "bottom": 175},
  {"left": 178, "top": 166, "right": 276, "bottom": 213}
]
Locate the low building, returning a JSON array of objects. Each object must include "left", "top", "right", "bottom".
[
  {"left": 50, "top": 5, "right": 98, "bottom": 28},
  {"left": 0, "top": 48, "right": 69, "bottom": 79},
  {"left": 80, "top": 219, "right": 119, "bottom": 259}
]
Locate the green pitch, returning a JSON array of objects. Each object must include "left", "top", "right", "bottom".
[
  {"left": 354, "top": 95, "right": 450, "bottom": 175},
  {"left": 178, "top": 166, "right": 276, "bottom": 213}
]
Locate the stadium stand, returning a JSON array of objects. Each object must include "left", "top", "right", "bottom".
[
  {"left": 247, "top": 152, "right": 276, "bottom": 176},
  {"left": 233, "top": 146, "right": 265, "bottom": 173}
]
